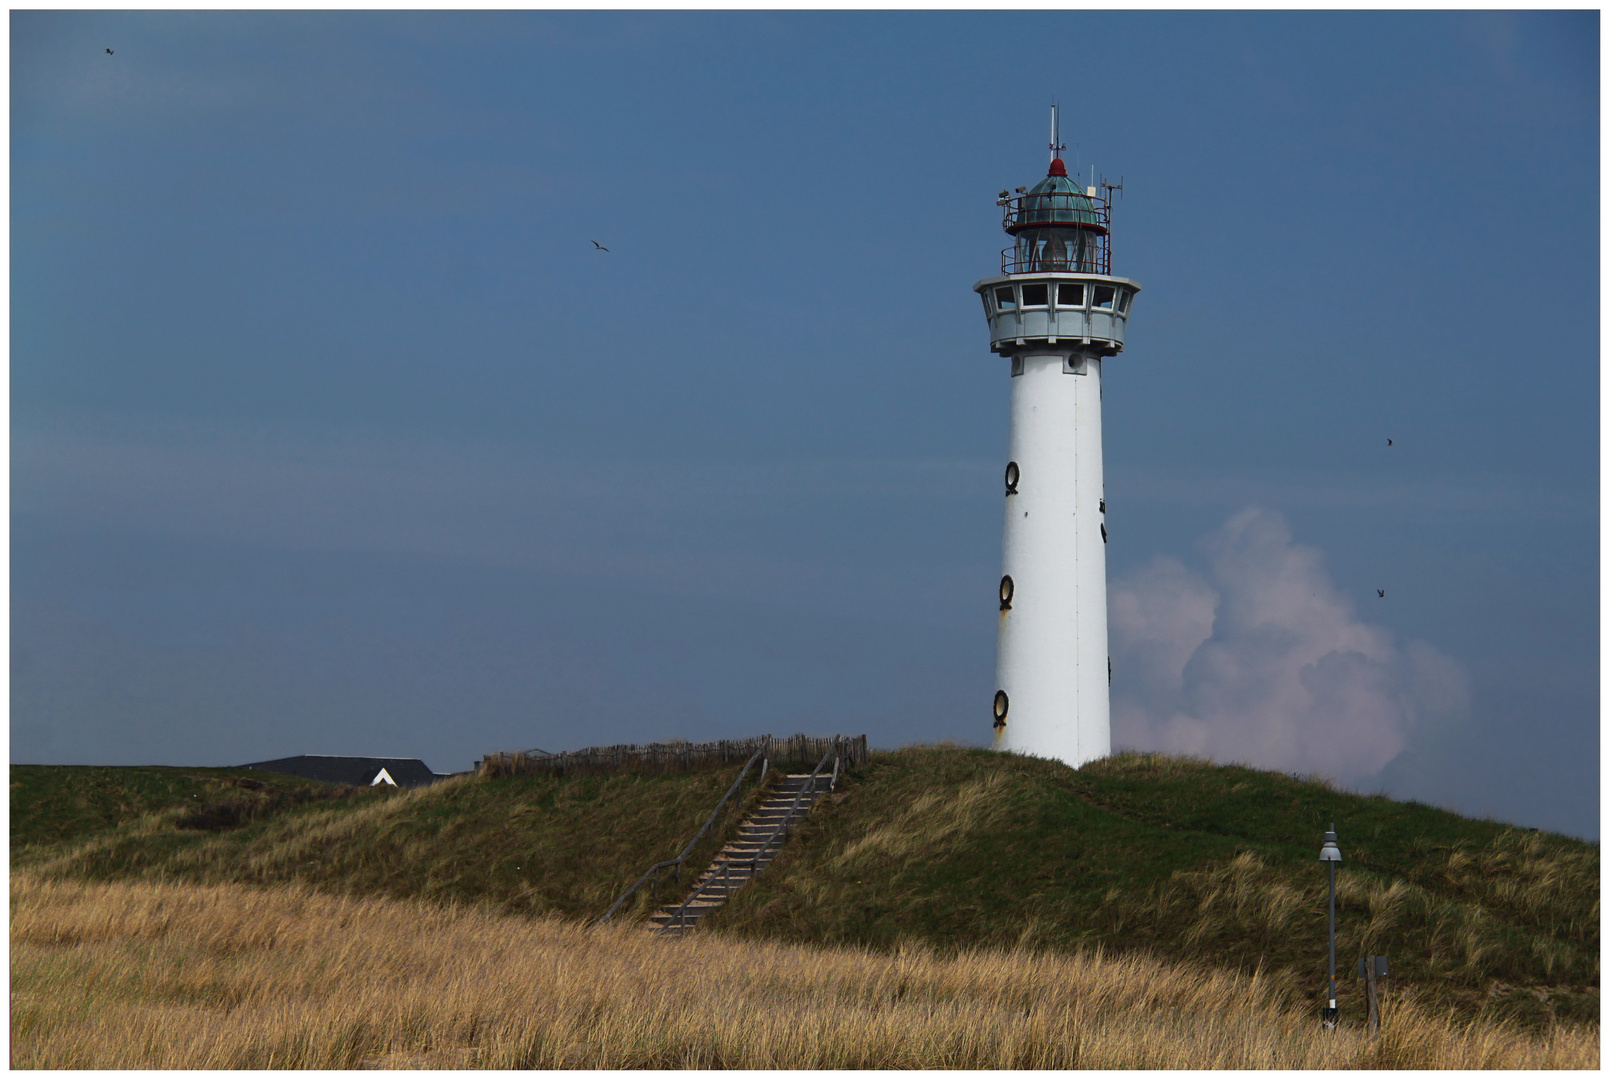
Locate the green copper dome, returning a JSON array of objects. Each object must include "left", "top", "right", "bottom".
[{"left": 1012, "top": 171, "right": 1102, "bottom": 231}]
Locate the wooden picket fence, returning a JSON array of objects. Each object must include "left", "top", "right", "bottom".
[{"left": 477, "top": 734, "right": 868, "bottom": 780}]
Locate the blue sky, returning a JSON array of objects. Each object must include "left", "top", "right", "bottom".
[{"left": 11, "top": 11, "right": 1598, "bottom": 837}]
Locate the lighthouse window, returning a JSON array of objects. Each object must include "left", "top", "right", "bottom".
[
  {"left": 982, "top": 294, "right": 993, "bottom": 318},
  {"left": 1020, "top": 284, "right": 1048, "bottom": 307},
  {"left": 1093, "top": 285, "right": 1116, "bottom": 309},
  {"left": 1057, "top": 283, "right": 1085, "bottom": 307},
  {"left": 1117, "top": 289, "right": 1132, "bottom": 314},
  {"left": 994, "top": 286, "right": 1017, "bottom": 310}
]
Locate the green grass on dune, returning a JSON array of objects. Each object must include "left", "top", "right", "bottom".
[
  {"left": 13, "top": 764, "right": 774, "bottom": 925},
  {"left": 707, "top": 748, "right": 1598, "bottom": 1028},
  {"left": 10, "top": 765, "right": 329, "bottom": 854}
]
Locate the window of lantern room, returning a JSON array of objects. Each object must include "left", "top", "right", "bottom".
[
  {"left": 1058, "top": 283, "right": 1085, "bottom": 308},
  {"left": 994, "top": 286, "right": 1017, "bottom": 310},
  {"left": 1093, "top": 285, "right": 1116, "bottom": 309},
  {"left": 1020, "top": 284, "right": 1048, "bottom": 307}
]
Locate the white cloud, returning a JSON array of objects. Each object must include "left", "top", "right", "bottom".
[{"left": 1110, "top": 507, "right": 1470, "bottom": 784}]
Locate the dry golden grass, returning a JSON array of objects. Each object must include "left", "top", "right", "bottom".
[{"left": 11, "top": 872, "right": 1595, "bottom": 1069}]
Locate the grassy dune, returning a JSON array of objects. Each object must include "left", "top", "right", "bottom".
[
  {"left": 15, "top": 765, "right": 769, "bottom": 923},
  {"left": 13, "top": 748, "right": 1598, "bottom": 1036},
  {"left": 11, "top": 872, "right": 1596, "bottom": 1069},
  {"left": 10, "top": 764, "right": 330, "bottom": 854},
  {"left": 712, "top": 748, "right": 1599, "bottom": 1027}
]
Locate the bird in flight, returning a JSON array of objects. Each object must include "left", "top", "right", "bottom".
[
  {"left": 591, "top": 241, "right": 609, "bottom": 252},
  {"left": 1386, "top": 438, "right": 1394, "bottom": 446},
  {"left": 1377, "top": 589, "right": 1385, "bottom": 598},
  {"left": 105, "top": 48, "right": 113, "bottom": 54}
]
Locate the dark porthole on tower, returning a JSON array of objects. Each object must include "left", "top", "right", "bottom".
[
  {"left": 993, "top": 690, "right": 1009, "bottom": 729},
  {"left": 999, "top": 575, "right": 1014, "bottom": 611}
]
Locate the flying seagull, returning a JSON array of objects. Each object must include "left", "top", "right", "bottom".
[
  {"left": 1387, "top": 438, "right": 1394, "bottom": 446},
  {"left": 105, "top": 48, "right": 113, "bottom": 54},
  {"left": 1377, "top": 589, "right": 1385, "bottom": 598},
  {"left": 591, "top": 241, "right": 609, "bottom": 252}
]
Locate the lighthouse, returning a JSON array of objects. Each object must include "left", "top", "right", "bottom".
[{"left": 975, "top": 106, "right": 1140, "bottom": 768}]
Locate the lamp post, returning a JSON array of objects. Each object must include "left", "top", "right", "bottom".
[{"left": 1318, "top": 824, "right": 1342, "bottom": 1028}]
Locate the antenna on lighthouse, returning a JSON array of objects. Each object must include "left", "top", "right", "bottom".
[{"left": 1048, "top": 102, "right": 1066, "bottom": 165}]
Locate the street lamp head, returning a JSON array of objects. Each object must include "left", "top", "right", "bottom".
[{"left": 1318, "top": 823, "right": 1342, "bottom": 863}]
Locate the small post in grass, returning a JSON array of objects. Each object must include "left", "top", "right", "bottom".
[
  {"left": 1357, "top": 955, "right": 1388, "bottom": 1034},
  {"left": 1318, "top": 824, "right": 1343, "bottom": 1029}
]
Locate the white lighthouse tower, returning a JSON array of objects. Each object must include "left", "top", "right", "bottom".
[{"left": 975, "top": 107, "right": 1140, "bottom": 768}]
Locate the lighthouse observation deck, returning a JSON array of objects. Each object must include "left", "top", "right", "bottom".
[{"left": 975, "top": 274, "right": 1139, "bottom": 358}]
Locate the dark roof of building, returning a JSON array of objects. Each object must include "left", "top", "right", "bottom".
[{"left": 239, "top": 755, "right": 441, "bottom": 790}]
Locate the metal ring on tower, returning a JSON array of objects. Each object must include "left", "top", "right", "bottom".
[
  {"left": 999, "top": 575, "right": 1014, "bottom": 611},
  {"left": 1004, "top": 461, "right": 1020, "bottom": 495},
  {"left": 993, "top": 690, "right": 1009, "bottom": 728}
]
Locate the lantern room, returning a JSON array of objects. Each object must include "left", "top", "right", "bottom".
[{"left": 997, "top": 158, "right": 1111, "bottom": 275}]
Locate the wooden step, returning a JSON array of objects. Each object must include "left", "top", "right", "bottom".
[{"left": 650, "top": 903, "right": 719, "bottom": 920}]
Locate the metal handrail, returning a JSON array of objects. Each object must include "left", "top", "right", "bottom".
[
  {"left": 598, "top": 742, "right": 768, "bottom": 925},
  {"left": 999, "top": 250, "right": 1109, "bottom": 276},
  {"left": 664, "top": 744, "right": 838, "bottom": 933}
]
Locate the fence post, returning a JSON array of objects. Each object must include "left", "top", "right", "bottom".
[{"left": 1366, "top": 959, "right": 1380, "bottom": 1035}]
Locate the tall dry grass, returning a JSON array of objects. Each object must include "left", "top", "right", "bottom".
[{"left": 11, "top": 873, "right": 1595, "bottom": 1069}]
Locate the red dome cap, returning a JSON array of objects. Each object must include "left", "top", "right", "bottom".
[{"left": 1048, "top": 157, "right": 1068, "bottom": 177}]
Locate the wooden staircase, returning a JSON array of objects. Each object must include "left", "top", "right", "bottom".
[{"left": 649, "top": 772, "right": 831, "bottom": 936}]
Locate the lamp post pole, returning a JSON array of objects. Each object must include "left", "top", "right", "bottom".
[
  {"left": 1328, "top": 856, "right": 1337, "bottom": 1005},
  {"left": 1319, "top": 824, "right": 1342, "bottom": 1028}
]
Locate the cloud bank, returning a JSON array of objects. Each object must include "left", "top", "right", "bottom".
[{"left": 1109, "top": 507, "right": 1470, "bottom": 784}]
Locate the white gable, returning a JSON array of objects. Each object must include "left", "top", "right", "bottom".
[{"left": 371, "top": 767, "right": 398, "bottom": 787}]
